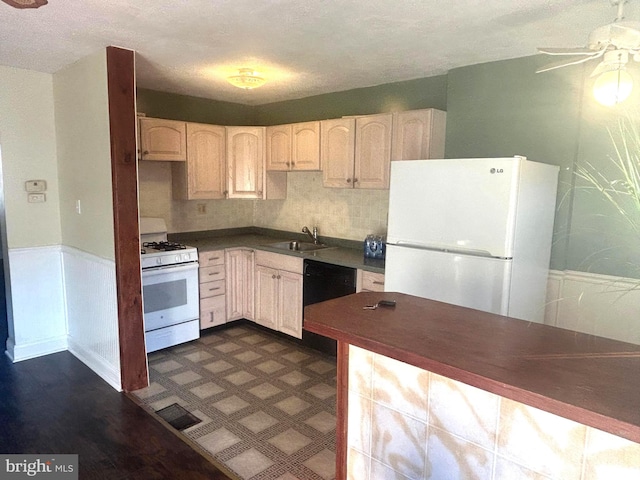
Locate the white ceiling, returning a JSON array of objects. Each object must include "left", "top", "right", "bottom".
[{"left": 0, "top": 0, "right": 636, "bottom": 105}]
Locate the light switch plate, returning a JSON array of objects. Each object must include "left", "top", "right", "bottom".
[{"left": 28, "top": 193, "right": 46, "bottom": 203}]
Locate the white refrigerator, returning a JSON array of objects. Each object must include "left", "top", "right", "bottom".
[{"left": 384, "top": 156, "right": 559, "bottom": 323}]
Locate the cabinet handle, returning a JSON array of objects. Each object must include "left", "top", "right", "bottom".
[
  {"left": 291, "top": 161, "right": 295, "bottom": 167},
  {"left": 373, "top": 281, "right": 384, "bottom": 285},
  {"left": 209, "top": 312, "right": 214, "bottom": 323},
  {"left": 208, "top": 272, "right": 221, "bottom": 276},
  {"left": 353, "top": 178, "right": 358, "bottom": 183},
  {"left": 143, "top": 150, "right": 149, "bottom": 155},
  {"left": 209, "top": 256, "right": 221, "bottom": 261},
  {"left": 286, "top": 162, "right": 290, "bottom": 167},
  {"left": 277, "top": 275, "right": 281, "bottom": 279},
  {"left": 209, "top": 287, "right": 221, "bottom": 291},
  {"left": 272, "top": 274, "right": 276, "bottom": 279},
  {"left": 346, "top": 178, "right": 352, "bottom": 183}
]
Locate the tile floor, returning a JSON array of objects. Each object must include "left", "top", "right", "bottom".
[{"left": 133, "top": 323, "right": 337, "bottom": 480}]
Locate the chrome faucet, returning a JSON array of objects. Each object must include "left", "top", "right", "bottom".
[{"left": 302, "top": 226, "right": 320, "bottom": 245}]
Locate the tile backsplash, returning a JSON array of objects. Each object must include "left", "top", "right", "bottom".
[
  {"left": 253, "top": 172, "right": 389, "bottom": 241},
  {"left": 138, "top": 162, "right": 389, "bottom": 240}
]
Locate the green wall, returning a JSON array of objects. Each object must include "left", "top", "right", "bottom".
[
  {"left": 137, "top": 88, "right": 255, "bottom": 125},
  {"left": 137, "top": 56, "right": 640, "bottom": 279},
  {"left": 253, "top": 75, "right": 448, "bottom": 125}
]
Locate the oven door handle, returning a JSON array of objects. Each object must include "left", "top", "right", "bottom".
[{"left": 141, "top": 262, "right": 199, "bottom": 277}]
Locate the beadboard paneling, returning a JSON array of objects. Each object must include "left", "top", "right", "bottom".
[
  {"left": 62, "top": 246, "right": 121, "bottom": 391},
  {"left": 6, "top": 246, "right": 66, "bottom": 362}
]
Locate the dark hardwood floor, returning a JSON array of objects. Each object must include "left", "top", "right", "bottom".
[{"left": 0, "top": 350, "right": 235, "bottom": 479}]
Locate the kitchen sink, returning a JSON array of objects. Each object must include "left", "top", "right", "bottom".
[{"left": 263, "top": 241, "right": 330, "bottom": 252}]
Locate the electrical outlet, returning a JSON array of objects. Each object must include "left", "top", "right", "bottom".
[{"left": 197, "top": 203, "right": 206, "bottom": 214}]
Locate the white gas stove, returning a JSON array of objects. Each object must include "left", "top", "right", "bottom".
[{"left": 140, "top": 218, "right": 200, "bottom": 353}]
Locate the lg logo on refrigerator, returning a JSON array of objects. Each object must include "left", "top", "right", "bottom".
[{"left": 490, "top": 168, "right": 504, "bottom": 174}]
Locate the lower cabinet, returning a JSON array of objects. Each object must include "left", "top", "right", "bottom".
[
  {"left": 225, "top": 247, "right": 255, "bottom": 321},
  {"left": 199, "top": 250, "right": 227, "bottom": 329},
  {"left": 356, "top": 269, "right": 385, "bottom": 292},
  {"left": 254, "top": 251, "right": 303, "bottom": 339}
]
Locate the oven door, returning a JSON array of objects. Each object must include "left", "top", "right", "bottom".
[{"left": 141, "top": 262, "right": 199, "bottom": 332}]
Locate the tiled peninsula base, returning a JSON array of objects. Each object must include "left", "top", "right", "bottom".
[{"left": 346, "top": 346, "right": 640, "bottom": 480}]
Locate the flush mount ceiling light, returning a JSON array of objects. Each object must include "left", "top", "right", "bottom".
[
  {"left": 227, "top": 68, "right": 266, "bottom": 90},
  {"left": 1, "top": 0, "right": 47, "bottom": 8}
]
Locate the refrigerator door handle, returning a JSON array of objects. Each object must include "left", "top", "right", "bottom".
[{"left": 391, "top": 240, "right": 511, "bottom": 259}]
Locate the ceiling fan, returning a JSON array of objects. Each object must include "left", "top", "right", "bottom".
[
  {"left": 537, "top": 0, "right": 640, "bottom": 77},
  {"left": 1, "top": 0, "right": 47, "bottom": 8}
]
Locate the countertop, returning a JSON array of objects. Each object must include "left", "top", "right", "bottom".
[
  {"left": 169, "top": 230, "right": 385, "bottom": 273},
  {"left": 303, "top": 291, "right": 640, "bottom": 444}
]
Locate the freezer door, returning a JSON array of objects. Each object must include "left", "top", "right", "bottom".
[
  {"left": 387, "top": 158, "right": 522, "bottom": 258},
  {"left": 384, "top": 244, "right": 512, "bottom": 316}
]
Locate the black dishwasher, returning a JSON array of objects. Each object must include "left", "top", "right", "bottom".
[{"left": 302, "top": 259, "right": 356, "bottom": 355}]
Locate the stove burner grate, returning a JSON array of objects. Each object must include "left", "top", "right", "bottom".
[{"left": 142, "top": 241, "right": 187, "bottom": 252}]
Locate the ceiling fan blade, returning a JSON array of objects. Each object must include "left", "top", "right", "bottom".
[
  {"left": 536, "top": 55, "right": 601, "bottom": 74},
  {"left": 537, "top": 47, "right": 601, "bottom": 56},
  {"left": 1, "top": 0, "right": 47, "bottom": 8}
]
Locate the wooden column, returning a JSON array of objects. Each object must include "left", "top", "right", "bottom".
[
  {"left": 106, "top": 46, "right": 148, "bottom": 392},
  {"left": 336, "top": 340, "right": 350, "bottom": 480}
]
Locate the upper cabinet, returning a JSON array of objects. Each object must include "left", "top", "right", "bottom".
[
  {"left": 392, "top": 108, "right": 447, "bottom": 161},
  {"left": 354, "top": 113, "right": 392, "bottom": 189},
  {"left": 226, "top": 126, "right": 265, "bottom": 199},
  {"left": 173, "top": 123, "right": 226, "bottom": 200},
  {"left": 266, "top": 121, "right": 320, "bottom": 171},
  {"left": 139, "top": 117, "right": 187, "bottom": 161},
  {"left": 321, "top": 114, "right": 392, "bottom": 189},
  {"left": 321, "top": 118, "right": 355, "bottom": 188}
]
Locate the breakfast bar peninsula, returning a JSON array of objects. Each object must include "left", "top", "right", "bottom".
[{"left": 303, "top": 292, "right": 640, "bottom": 480}]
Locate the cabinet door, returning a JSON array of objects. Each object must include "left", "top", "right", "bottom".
[
  {"left": 321, "top": 118, "right": 355, "bottom": 188},
  {"left": 254, "top": 265, "right": 279, "bottom": 330},
  {"left": 391, "top": 109, "right": 447, "bottom": 161},
  {"left": 226, "top": 126, "right": 265, "bottom": 198},
  {"left": 292, "top": 121, "right": 320, "bottom": 171},
  {"left": 139, "top": 117, "right": 186, "bottom": 161},
  {"left": 183, "top": 123, "right": 226, "bottom": 199},
  {"left": 354, "top": 114, "right": 392, "bottom": 189},
  {"left": 266, "top": 125, "right": 292, "bottom": 171},
  {"left": 200, "top": 295, "right": 226, "bottom": 329},
  {"left": 241, "top": 249, "right": 255, "bottom": 320},
  {"left": 278, "top": 270, "right": 303, "bottom": 339},
  {"left": 225, "top": 249, "right": 245, "bottom": 321}
]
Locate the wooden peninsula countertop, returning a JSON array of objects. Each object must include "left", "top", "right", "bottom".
[{"left": 303, "top": 291, "right": 640, "bottom": 444}]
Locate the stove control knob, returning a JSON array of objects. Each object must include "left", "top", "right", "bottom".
[
  {"left": 183, "top": 253, "right": 190, "bottom": 262},
  {"left": 156, "top": 257, "right": 162, "bottom": 265},
  {"left": 175, "top": 254, "right": 181, "bottom": 263}
]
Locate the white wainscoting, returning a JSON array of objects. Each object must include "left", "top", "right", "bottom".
[
  {"left": 5, "top": 246, "right": 67, "bottom": 362},
  {"left": 545, "top": 269, "right": 640, "bottom": 345},
  {"left": 61, "top": 246, "right": 121, "bottom": 391}
]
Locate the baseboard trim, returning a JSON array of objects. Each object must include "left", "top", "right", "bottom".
[
  {"left": 6, "top": 334, "right": 67, "bottom": 362},
  {"left": 68, "top": 336, "right": 122, "bottom": 391}
]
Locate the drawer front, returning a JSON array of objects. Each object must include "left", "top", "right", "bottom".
[
  {"left": 200, "top": 279, "right": 226, "bottom": 299},
  {"left": 199, "top": 264, "right": 225, "bottom": 283},
  {"left": 255, "top": 250, "right": 303, "bottom": 274},
  {"left": 200, "top": 295, "right": 226, "bottom": 329},
  {"left": 199, "top": 250, "right": 225, "bottom": 268},
  {"left": 361, "top": 271, "right": 385, "bottom": 292}
]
